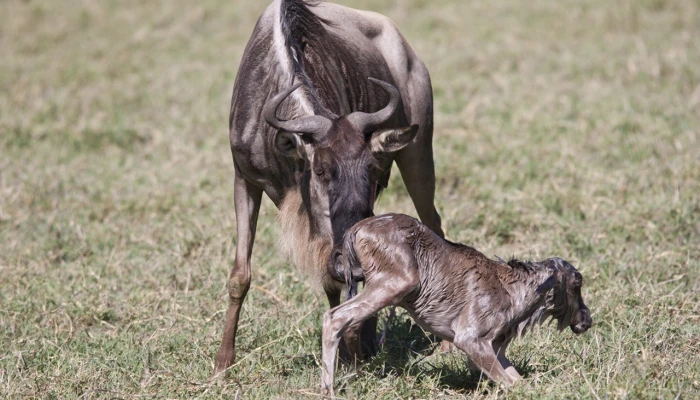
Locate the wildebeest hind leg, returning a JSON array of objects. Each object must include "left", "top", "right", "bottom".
[
  {"left": 396, "top": 145, "right": 444, "bottom": 238},
  {"left": 396, "top": 134, "right": 449, "bottom": 351}
]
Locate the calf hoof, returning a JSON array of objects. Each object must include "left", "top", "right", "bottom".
[
  {"left": 320, "top": 386, "right": 334, "bottom": 399},
  {"left": 504, "top": 366, "right": 522, "bottom": 384}
]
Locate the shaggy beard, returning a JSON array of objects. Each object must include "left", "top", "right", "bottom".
[{"left": 277, "top": 188, "right": 332, "bottom": 290}]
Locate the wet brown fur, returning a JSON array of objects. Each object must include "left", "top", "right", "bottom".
[{"left": 321, "top": 214, "right": 592, "bottom": 397}]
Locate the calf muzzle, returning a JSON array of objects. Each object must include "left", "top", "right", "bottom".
[{"left": 570, "top": 307, "right": 592, "bottom": 334}]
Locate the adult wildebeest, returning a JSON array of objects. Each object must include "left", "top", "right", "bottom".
[
  {"left": 321, "top": 214, "right": 592, "bottom": 396},
  {"left": 214, "top": 0, "right": 444, "bottom": 376}
]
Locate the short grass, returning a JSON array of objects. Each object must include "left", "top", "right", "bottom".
[{"left": 1, "top": 0, "right": 699, "bottom": 398}]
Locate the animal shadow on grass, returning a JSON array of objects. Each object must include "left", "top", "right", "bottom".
[{"left": 356, "top": 314, "right": 536, "bottom": 393}]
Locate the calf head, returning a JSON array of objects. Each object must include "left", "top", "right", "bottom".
[
  {"left": 536, "top": 257, "right": 592, "bottom": 334},
  {"left": 264, "top": 78, "right": 417, "bottom": 250}
]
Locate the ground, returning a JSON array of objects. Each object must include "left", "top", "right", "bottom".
[{"left": 1, "top": 0, "right": 699, "bottom": 398}]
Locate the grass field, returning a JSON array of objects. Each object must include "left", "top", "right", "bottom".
[{"left": 2, "top": 0, "right": 699, "bottom": 398}]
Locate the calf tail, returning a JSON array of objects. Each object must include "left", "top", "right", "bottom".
[{"left": 343, "top": 228, "right": 364, "bottom": 301}]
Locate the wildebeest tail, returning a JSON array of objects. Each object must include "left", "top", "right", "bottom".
[{"left": 343, "top": 227, "right": 364, "bottom": 301}]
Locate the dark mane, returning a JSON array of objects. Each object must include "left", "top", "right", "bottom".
[
  {"left": 280, "top": 0, "right": 326, "bottom": 81},
  {"left": 278, "top": 0, "right": 390, "bottom": 119},
  {"left": 507, "top": 258, "right": 538, "bottom": 274},
  {"left": 279, "top": 0, "right": 331, "bottom": 114}
]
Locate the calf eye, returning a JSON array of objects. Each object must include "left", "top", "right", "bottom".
[{"left": 313, "top": 166, "right": 324, "bottom": 176}]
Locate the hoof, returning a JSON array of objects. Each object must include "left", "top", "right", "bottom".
[
  {"left": 211, "top": 350, "right": 235, "bottom": 381},
  {"left": 321, "top": 387, "right": 334, "bottom": 399},
  {"left": 209, "top": 364, "right": 230, "bottom": 382}
]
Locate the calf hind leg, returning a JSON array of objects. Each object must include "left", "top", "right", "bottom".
[
  {"left": 324, "top": 285, "right": 354, "bottom": 364},
  {"left": 321, "top": 276, "right": 418, "bottom": 397},
  {"left": 324, "top": 283, "right": 378, "bottom": 363}
]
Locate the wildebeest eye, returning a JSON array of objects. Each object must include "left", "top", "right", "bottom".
[
  {"left": 573, "top": 272, "right": 583, "bottom": 287},
  {"left": 313, "top": 165, "right": 324, "bottom": 176}
]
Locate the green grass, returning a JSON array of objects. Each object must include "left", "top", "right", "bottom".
[{"left": 1, "top": 0, "right": 699, "bottom": 398}]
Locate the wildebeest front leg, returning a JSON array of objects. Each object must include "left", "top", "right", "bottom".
[
  {"left": 212, "top": 170, "right": 263, "bottom": 378},
  {"left": 359, "top": 310, "right": 378, "bottom": 358},
  {"left": 454, "top": 335, "right": 518, "bottom": 386}
]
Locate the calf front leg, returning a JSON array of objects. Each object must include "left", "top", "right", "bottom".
[
  {"left": 360, "top": 314, "right": 378, "bottom": 358},
  {"left": 212, "top": 171, "right": 263, "bottom": 378},
  {"left": 493, "top": 340, "right": 521, "bottom": 382},
  {"left": 325, "top": 275, "right": 378, "bottom": 363},
  {"left": 454, "top": 335, "right": 518, "bottom": 386}
]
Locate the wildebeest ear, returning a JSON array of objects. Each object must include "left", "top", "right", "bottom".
[
  {"left": 536, "top": 274, "right": 559, "bottom": 294},
  {"left": 275, "top": 131, "right": 310, "bottom": 160},
  {"left": 370, "top": 124, "right": 418, "bottom": 154}
]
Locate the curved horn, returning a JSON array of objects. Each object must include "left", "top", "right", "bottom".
[
  {"left": 346, "top": 77, "right": 401, "bottom": 133},
  {"left": 263, "top": 83, "right": 332, "bottom": 137}
]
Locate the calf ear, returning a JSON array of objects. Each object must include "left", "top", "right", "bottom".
[
  {"left": 536, "top": 274, "right": 559, "bottom": 294},
  {"left": 370, "top": 124, "right": 418, "bottom": 154},
  {"left": 275, "top": 131, "right": 310, "bottom": 160}
]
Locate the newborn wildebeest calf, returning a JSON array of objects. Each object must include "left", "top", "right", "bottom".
[{"left": 321, "top": 214, "right": 592, "bottom": 396}]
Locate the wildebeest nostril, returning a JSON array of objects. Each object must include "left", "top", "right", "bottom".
[
  {"left": 583, "top": 308, "right": 592, "bottom": 324},
  {"left": 578, "top": 316, "right": 592, "bottom": 333}
]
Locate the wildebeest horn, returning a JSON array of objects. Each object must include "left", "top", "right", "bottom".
[
  {"left": 347, "top": 77, "right": 401, "bottom": 133},
  {"left": 263, "top": 82, "right": 332, "bottom": 137}
]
